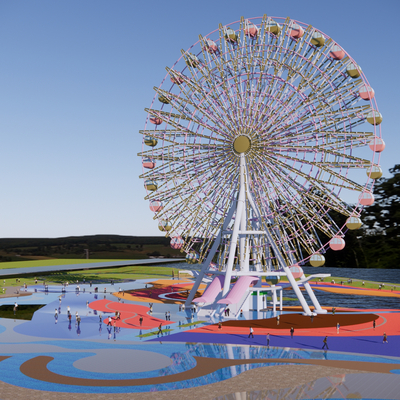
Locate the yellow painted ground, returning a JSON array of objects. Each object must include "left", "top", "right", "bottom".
[{"left": 312, "top": 285, "right": 400, "bottom": 298}]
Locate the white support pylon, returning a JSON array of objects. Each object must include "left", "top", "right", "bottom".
[
  {"left": 187, "top": 154, "right": 324, "bottom": 316},
  {"left": 222, "top": 155, "right": 246, "bottom": 297}
]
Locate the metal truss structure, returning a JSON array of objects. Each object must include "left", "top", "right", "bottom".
[{"left": 139, "top": 16, "right": 384, "bottom": 315}]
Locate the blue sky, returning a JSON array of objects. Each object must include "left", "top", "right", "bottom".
[{"left": 0, "top": 0, "right": 399, "bottom": 238}]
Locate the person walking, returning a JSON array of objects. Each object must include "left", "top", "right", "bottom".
[
  {"left": 322, "top": 336, "right": 329, "bottom": 349},
  {"left": 99, "top": 314, "right": 102, "bottom": 324},
  {"left": 383, "top": 332, "right": 388, "bottom": 343},
  {"left": 77, "top": 315, "right": 81, "bottom": 328},
  {"left": 157, "top": 323, "right": 163, "bottom": 336},
  {"left": 54, "top": 308, "right": 58, "bottom": 321},
  {"left": 266, "top": 333, "right": 270, "bottom": 348},
  {"left": 332, "top": 307, "right": 336, "bottom": 315},
  {"left": 107, "top": 316, "right": 112, "bottom": 326},
  {"left": 248, "top": 326, "right": 254, "bottom": 338},
  {"left": 336, "top": 322, "right": 340, "bottom": 333},
  {"left": 226, "top": 308, "right": 230, "bottom": 317},
  {"left": 218, "top": 322, "right": 222, "bottom": 330},
  {"left": 139, "top": 316, "right": 143, "bottom": 326},
  {"left": 165, "top": 312, "right": 168, "bottom": 320},
  {"left": 373, "top": 320, "right": 376, "bottom": 330},
  {"left": 290, "top": 327, "right": 294, "bottom": 338},
  {"left": 276, "top": 315, "right": 280, "bottom": 325},
  {"left": 311, "top": 314, "right": 314, "bottom": 323}
]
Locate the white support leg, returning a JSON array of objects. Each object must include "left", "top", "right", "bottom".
[
  {"left": 222, "top": 191, "right": 244, "bottom": 296},
  {"left": 282, "top": 266, "right": 312, "bottom": 315},
  {"left": 239, "top": 197, "right": 246, "bottom": 272},
  {"left": 279, "top": 288, "right": 283, "bottom": 311},
  {"left": 303, "top": 281, "right": 327, "bottom": 314},
  {"left": 222, "top": 155, "right": 246, "bottom": 297},
  {"left": 185, "top": 201, "right": 237, "bottom": 306},
  {"left": 272, "top": 288, "right": 277, "bottom": 313}
]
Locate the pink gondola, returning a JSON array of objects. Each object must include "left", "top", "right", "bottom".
[
  {"left": 289, "top": 264, "right": 303, "bottom": 279},
  {"left": 368, "top": 136, "right": 385, "bottom": 152},
  {"left": 142, "top": 158, "right": 156, "bottom": 169},
  {"left": 245, "top": 21, "right": 258, "bottom": 38},
  {"left": 170, "top": 72, "right": 185, "bottom": 85},
  {"left": 359, "top": 85, "right": 375, "bottom": 100},
  {"left": 329, "top": 236, "right": 345, "bottom": 251},
  {"left": 150, "top": 117, "right": 162, "bottom": 125},
  {"left": 290, "top": 23, "right": 304, "bottom": 39},
  {"left": 149, "top": 200, "right": 163, "bottom": 212},
  {"left": 359, "top": 191, "right": 375, "bottom": 206},
  {"left": 170, "top": 236, "right": 184, "bottom": 249},
  {"left": 329, "top": 44, "right": 345, "bottom": 60},
  {"left": 205, "top": 38, "right": 218, "bottom": 53}
]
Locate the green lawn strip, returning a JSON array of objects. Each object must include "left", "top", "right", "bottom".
[
  {"left": 0, "top": 266, "right": 181, "bottom": 287},
  {"left": 0, "top": 304, "right": 44, "bottom": 320},
  {"left": 179, "top": 320, "right": 206, "bottom": 328},
  {"left": 0, "top": 259, "right": 117, "bottom": 270},
  {"left": 137, "top": 328, "right": 173, "bottom": 338},
  {"left": 279, "top": 276, "right": 400, "bottom": 289}
]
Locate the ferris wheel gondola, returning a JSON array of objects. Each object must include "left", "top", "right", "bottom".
[{"left": 139, "top": 15, "right": 383, "bottom": 315}]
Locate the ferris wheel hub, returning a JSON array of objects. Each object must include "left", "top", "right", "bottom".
[{"left": 233, "top": 135, "right": 251, "bottom": 154}]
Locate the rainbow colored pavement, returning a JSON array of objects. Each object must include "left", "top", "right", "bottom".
[{"left": 0, "top": 278, "right": 399, "bottom": 399}]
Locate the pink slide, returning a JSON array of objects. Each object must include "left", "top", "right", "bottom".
[
  {"left": 217, "top": 276, "right": 259, "bottom": 304},
  {"left": 193, "top": 275, "right": 225, "bottom": 303}
]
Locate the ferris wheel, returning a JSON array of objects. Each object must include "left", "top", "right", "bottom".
[{"left": 139, "top": 15, "right": 384, "bottom": 315}]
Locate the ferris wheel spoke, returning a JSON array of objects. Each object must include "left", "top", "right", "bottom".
[
  {"left": 273, "top": 145, "right": 372, "bottom": 168},
  {"left": 180, "top": 62, "right": 241, "bottom": 133},
  {"left": 142, "top": 15, "right": 382, "bottom": 270},
  {"left": 266, "top": 151, "right": 365, "bottom": 192},
  {"left": 154, "top": 88, "right": 236, "bottom": 140},
  {"left": 259, "top": 169, "right": 344, "bottom": 241},
  {"left": 259, "top": 154, "right": 358, "bottom": 213}
]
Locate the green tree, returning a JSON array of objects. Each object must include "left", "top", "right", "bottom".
[{"left": 361, "top": 164, "right": 400, "bottom": 268}]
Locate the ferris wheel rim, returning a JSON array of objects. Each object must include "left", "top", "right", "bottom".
[{"left": 140, "top": 15, "right": 383, "bottom": 267}]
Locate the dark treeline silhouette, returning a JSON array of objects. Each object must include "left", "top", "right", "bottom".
[
  {"left": 317, "top": 164, "right": 400, "bottom": 269},
  {"left": 0, "top": 235, "right": 171, "bottom": 250},
  {"left": 0, "top": 235, "right": 180, "bottom": 262},
  {"left": 1, "top": 165, "right": 398, "bottom": 268}
]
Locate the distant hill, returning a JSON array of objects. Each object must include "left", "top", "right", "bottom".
[{"left": 0, "top": 235, "right": 183, "bottom": 262}]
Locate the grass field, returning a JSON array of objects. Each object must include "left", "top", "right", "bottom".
[
  {"left": 0, "top": 259, "right": 117, "bottom": 270},
  {"left": 0, "top": 260, "right": 398, "bottom": 291},
  {"left": 0, "top": 264, "right": 182, "bottom": 288},
  {"left": 280, "top": 276, "right": 400, "bottom": 289},
  {"left": 0, "top": 304, "right": 44, "bottom": 320}
]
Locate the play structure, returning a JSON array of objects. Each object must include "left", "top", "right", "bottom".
[{"left": 139, "top": 16, "right": 384, "bottom": 316}]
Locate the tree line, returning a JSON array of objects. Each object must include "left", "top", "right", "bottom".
[
  {"left": 322, "top": 164, "right": 399, "bottom": 269},
  {"left": 1, "top": 165, "right": 398, "bottom": 268}
]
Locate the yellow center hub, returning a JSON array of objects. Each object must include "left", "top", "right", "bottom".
[{"left": 233, "top": 135, "right": 251, "bottom": 154}]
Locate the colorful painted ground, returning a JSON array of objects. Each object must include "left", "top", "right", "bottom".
[{"left": 0, "top": 276, "right": 399, "bottom": 400}]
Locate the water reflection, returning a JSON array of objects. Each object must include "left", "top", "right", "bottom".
[
  {"left": 149, "top": 343, "right": 312, "bottom": 392},
  {"left": 211, "top": 373, "right": 371, "bottom": 400}
]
